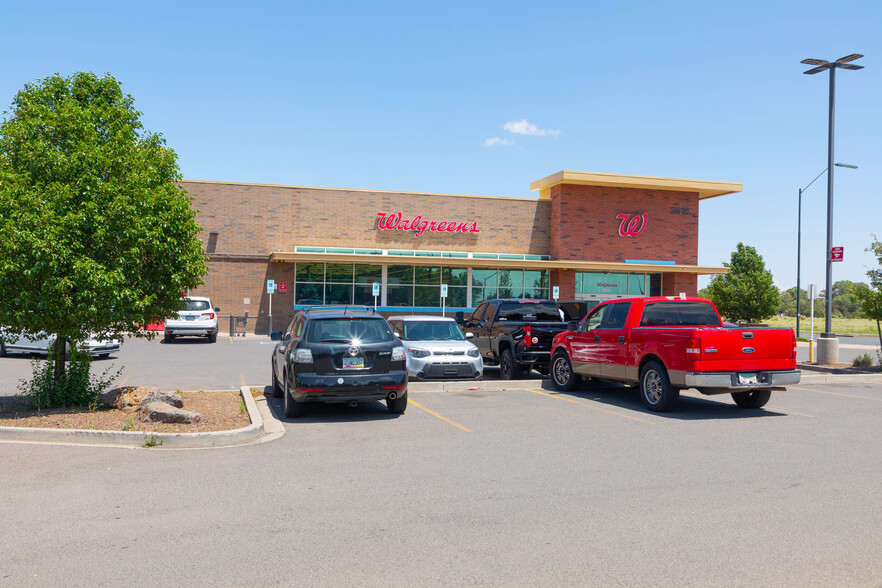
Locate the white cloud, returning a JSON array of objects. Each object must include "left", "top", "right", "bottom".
[
  {"left": 503, "top": 119, "right": 560, "bottom": 137},
  {"left": 484, "top": 137, "right": 514, "bottom": 147}
]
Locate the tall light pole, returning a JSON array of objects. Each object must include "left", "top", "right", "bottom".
[
  {"left": 796, "top": 162, "right": 857, "bottom": 338},
  {"left": 801, "top": 53, "right": 863, "bottom": 362}
]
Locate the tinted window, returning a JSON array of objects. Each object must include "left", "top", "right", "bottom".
[
  {"left": 308, "top": 318, "right": 394, "bottom": 343},
  {"left": 601, "top": 302, "right": 632, "bottom": 329},
  {"left": 182, "top": 299, "right": 210, "bottom": 311},
  {"left": 640, "top": 302, "right": 722, "bottom": 327},
  {"left": 402, "top": 321, "right": 465, "bottom": 341},
  {"left": 584, "top": 305, "right": 609, "bottom": 331},
  {"left": 498, "top": 302, "right": 562, "bottom": 322}
]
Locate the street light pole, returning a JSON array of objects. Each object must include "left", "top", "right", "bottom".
[
  {"left": 801, "top": 53, "right": 863, "bottom": 362},
  {"left": 796, "top": 163, "right": 856, "bottom": 338}
]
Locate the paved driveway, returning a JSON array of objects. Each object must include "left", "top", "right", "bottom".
[{"left": 2, "top": 359, "right": 881, "bottom": 585}]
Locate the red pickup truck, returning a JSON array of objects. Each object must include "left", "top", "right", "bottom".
[{"left": 549, "top": 296, "right": 800, "bottom": 412}]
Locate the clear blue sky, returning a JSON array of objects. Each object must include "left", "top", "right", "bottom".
[{"left": 2, "top": 0, "right": 880, "bottom": 292}]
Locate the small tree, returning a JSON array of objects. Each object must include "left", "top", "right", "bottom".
[
  {"left": 851, "top": 237, "right": 882, "bottom": 355},
  {"left": 0, "top": 72, "right": 207, "bottom": 405},
  {"left": 706, "top": 243, "right": 780, "bottom": 323}
]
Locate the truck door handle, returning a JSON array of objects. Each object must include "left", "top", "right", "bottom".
[
  {"left": 618, "top": 336, "right": 625, "bottom": 344},
  {"left": 593, "top": 335, "right": 599, "bottom": 343}
]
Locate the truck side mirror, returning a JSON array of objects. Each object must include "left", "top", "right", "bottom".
[
  {"left": 455, "top": 311, "right": 464, "bottom": 324},
  {"left": 567, "top": 320, "right": 580, "bottom": 332}
]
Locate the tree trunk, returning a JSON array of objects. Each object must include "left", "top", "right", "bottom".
[{"left": 53, "top": 336, "right": 68, "bottom": 384}]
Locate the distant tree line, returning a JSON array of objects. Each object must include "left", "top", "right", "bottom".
[{"left": 777, "top": 280, "right": 871, "bottom": 319}]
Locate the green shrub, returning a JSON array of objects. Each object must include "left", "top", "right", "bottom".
[
  {"left": 852, "top": 353, "right": 873, "bottom": 369},
  {"left": 19, "top": 344, "right": 121, "bottom": 409}
]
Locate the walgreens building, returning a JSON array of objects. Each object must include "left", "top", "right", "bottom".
[{"left": 185, "top": 170, "right": 741, "bottom": 333}]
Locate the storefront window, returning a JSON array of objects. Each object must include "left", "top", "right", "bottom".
[
  {"left": 387, "top": 284, "right": 413, "bottom": 307},
  {"left": 326, "top": 263, "right": 354, "bottom": 283},
  {"left": 628, "top": 273, "right": 646, "bottom": 295},
  {"left": 296, "top": 263, "right": 324, "bottom": 282},
  {"left": 387, "top": 265, "right": 414, "bottom": 285}
]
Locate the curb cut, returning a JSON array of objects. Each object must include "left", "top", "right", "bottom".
[{"left": 0, "top": 388, "right": 265, "bottom": 449}]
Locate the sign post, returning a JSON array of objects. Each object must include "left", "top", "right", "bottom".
[
  {"left": 809, "top": 283, "right": 817, "bottom": 362},
  {"left": 372, "top": 282, "right": 380, "bottom": 311},
  {"left": 440, "top": 283, "right": 448, "bottom": 316},
  {"left": 267, "top": 279, "right": 275, "bottom": 336}
]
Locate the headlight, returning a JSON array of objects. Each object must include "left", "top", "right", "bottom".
[
  {"left": 467, "top": 348, "right": 480, "bottom": 358},
  {"left": 407, "top": 347, "right": 430, "bottom": 358},
  {"left": 392, "top": 346, "right": 407, "bottom": 361},
  {"left": 293, "top": 348, "right": 313, "bottom": 363}
]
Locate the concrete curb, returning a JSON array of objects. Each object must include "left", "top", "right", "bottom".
[{"left": 0, "top": 388, "right": 265, "bottom": 449}]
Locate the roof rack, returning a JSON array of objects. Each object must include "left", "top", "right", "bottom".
[{"left": 301, "top": 305, "right": 376, "bottom": 315}]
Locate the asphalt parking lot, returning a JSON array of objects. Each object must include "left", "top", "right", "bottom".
[{"left": 1, "top": 334, "right": 881, "bottom": 586}]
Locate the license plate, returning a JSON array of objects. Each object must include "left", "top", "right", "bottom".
[
  {"left": 738, "top": 373, "right": 758, "bottom": 385},
  {"left": 185, "top": 316, "right": 195, "bottom": 321},
  {"left": 342, "top": 357, "right": 364, "bottom": 369}
]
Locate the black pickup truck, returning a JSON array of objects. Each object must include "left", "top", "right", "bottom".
[{"left": 455, "top": 299, "right": 572, "bottom": 379}]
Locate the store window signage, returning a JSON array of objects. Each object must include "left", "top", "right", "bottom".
[
  {"left": 376, "top": 212, "right": 481, "bottom": 237},
  {"left": 616, "top": 213, "right": 648, "bottom": 237}
]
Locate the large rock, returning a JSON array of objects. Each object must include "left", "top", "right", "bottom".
[
  {"left": 137, "top": 401, "right": 202, "bottom": 424},
  {"left": 100, "top": 387, "right": 183, "bottom": 410}
]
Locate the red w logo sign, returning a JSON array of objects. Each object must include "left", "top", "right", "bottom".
[{"left": 616, "top": 213, "right": 648, "bottom": 237}]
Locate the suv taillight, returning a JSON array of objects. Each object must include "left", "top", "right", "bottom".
[
  {"left": 294, "top": 348, "right": 313, "bottom": 363},
  {"left": 201, "top": 312, "right": 215, "bottom": 320}
]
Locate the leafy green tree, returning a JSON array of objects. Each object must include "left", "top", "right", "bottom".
[
  {"left": 831, "top": 280, "right": 869, "bottom": 318},
  {"left": 0, "top": 72, "right": 207, "bottom": 404},
  {"left": 851, "top": 237, "right": 882, "bottom": 352},
  {"left": 705, "top": 243, "right": 780, "bottom": 323}
]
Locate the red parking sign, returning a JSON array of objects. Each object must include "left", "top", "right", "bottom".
[
  {"left": 279, "top": 282, "right": 287, "bottom": 292},
  {"left": 831, "top": 247, "right": 844, "bottom": 262}
]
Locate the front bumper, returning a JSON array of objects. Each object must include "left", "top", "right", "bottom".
[
  {"left": 293, "top": 370, "right": 408, "bottom": 403},
  {"left": 407, "top": 355, "right": 483, "bottom": 380},
  {"left": 82, "top": 341, "right": 120, "bottom": 356},
  {"left": 685, "top": 369, "right": 801, "bottom": 392}
]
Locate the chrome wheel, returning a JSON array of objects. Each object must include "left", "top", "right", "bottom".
[
  {"left": 553, "top": 356, "right": 570, "bottom": 386},
  {"left": 643, "top": 370, "right": 663, "bottom": 404}
]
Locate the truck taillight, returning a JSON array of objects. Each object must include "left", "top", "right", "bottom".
[
  {"left": 686, "top": 337, "right": 701, "bottom": 358},
  {"left": 523, "top": 325, "right": 532, "bottom": 346},
  {"left": 793, "top": 336, "right": 797, "bottom": 359}
]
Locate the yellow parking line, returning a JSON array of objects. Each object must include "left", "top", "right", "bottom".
[
  {"left": 409, "top": 399, "right": 472, "bottom": 432},
  {"left": 790, "top": 386, "right": 882, "bottom": 402},
  {"left": 527, "top": 389, "right": 656, "bottom": 424}
]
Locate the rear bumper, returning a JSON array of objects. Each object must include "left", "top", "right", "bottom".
[
  {"left": 684, "top": 370, "right": 801, "bottom": 392},
  {"left": 165, "top": 321, "right": 217, "bottom": 336},
  {"left": 514, "top": 349, "right": 551, "bottom": 367},
  {"left": 293, "top": 370, "right": 408, "bottom": 402}
]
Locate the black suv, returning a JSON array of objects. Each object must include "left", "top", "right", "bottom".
[{"left": 270, "top": 307, "right": 408, "bottom": 417}]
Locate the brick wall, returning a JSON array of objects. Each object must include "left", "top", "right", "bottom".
[
  {"left": 550, "top": 184, "right": 699, "bottom": 264},
  {"left": 182, "top": 181, "right": 552, "bottom": 257}
]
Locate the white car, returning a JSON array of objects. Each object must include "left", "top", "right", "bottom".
[
  {"left": 0, "top": 330, "right": 120, "bottom": 358},
  {"left": 164, "top": 296, "right": 220, "bottom": 343},
  {"left": 387, "top": 315, "right": 483, "bottom": 381}
]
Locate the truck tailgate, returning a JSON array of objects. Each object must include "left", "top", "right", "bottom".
[{"left": 694, "top": 328, "right": 795, "bottom": 371}]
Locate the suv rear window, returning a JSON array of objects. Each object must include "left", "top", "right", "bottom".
[
  {"left": 497, "top": 302, "right": 562, "bottom": 322},
  {"left": 639, "top": 301, "right": 722, "bottom": 327},
  {"left": 182, "top": 299, "right": 210, "bottom": 311},
  {"left": 308, "top": 318, "right": 394, "bottom": 344}
]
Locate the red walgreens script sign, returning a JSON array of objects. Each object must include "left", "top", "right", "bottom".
[
  {"left": 616, "top": 213, "right": 648, "bottom": 237},
  {"left": 831, "top": 247, "right": 844, "bottom": 262}
]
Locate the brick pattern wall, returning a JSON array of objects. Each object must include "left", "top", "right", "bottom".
[
  {"left": 551, "top": 184, "right": 699, "bottom": 265},
  {"left": 183, "top": 181, "right": 552, "bottom": 256}
]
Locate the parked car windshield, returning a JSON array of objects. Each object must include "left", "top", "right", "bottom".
[
  {"left": 639, "top": 301, "right": 722, "bottom": 327},
  {"left": 308, "top": 318, "right": 394, "bottom": 344},
  {"left": 497, "top": 302, "right": 562, "bottom": 322},
  {"left": 401, "top": 321, "right": 466, "bottom": 341},
  {"left": 181, "top": 299, "right": 211, "bottom": 311}
]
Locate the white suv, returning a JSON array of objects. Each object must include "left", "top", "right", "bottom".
[{"left": 164, "top": 297, "right": 220, "bottom": 343}]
